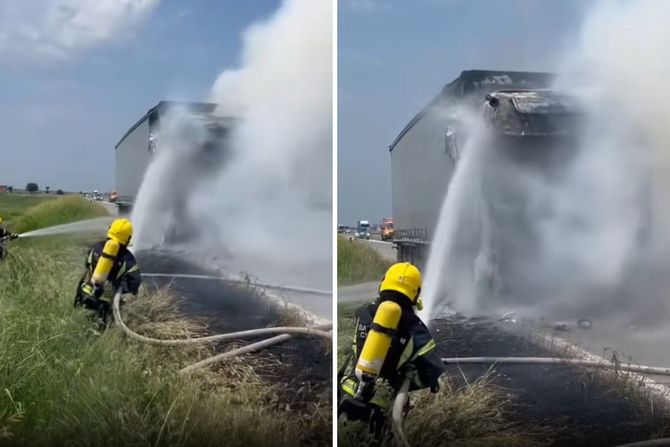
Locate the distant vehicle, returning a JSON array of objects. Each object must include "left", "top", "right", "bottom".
[
  {"left": 109, "top": 191, "right": 118, "bottom": 203},
  {"left": 381, "top": 217, "right": 395, "bottom": 241},
  {"left": 356, "top": 220, "right": 371, "bottom": 240},
  {"left": 337, "top": 224, "right": 345, "bottom": 233}
]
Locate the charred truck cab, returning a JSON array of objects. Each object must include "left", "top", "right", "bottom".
[
  {"left": 115, "top": 101, "right": 236, "bottom": 214},
  {"left": 475, "top": 89, "right": 582, "bottom": 300},
  {"left": 114, "top": 101, "right": 237, "bottom": 246},
  {"left": 390, "top": 71, "right": 582, "bottom": 292},
  {"left": 390, "top": 71, "right": 558, "bottom": 267}
]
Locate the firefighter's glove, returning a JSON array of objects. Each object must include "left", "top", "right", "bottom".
[
  {"left": 10, "top": 234, "right": 19, "bottom": 240},
  {"left": 81, "top": 282, "right": 104, "bottom": 300}
]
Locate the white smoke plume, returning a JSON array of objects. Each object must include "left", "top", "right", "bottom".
[
  {"left": 425, "top": 0, "right": 670, "bottom": 336},
  {"left": 196, "top": 0, "right": 333, "bottom": 289},
  {"left": 532, "top": 0, "right": 670, "bottom": 320},
  {"left": 0, "top": 0, "right": 159, "bottom": 63},
  {"left": 132, "top": 0, "right": 332, "bottom": 294}
]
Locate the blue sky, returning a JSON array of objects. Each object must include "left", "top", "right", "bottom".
[
  {"left": 0, "top": 0, "right": 280, "bottom": 192},
  {"left": 338, "top": 0, "right": 598, "bottom": 225}
]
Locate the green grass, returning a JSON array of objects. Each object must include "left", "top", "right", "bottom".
[
  {"left": 0, "top": 194, "right": 54, "bottom": 223},
  {"left": 337, "top": 302, "right": 360, "bottom": 367},
  {"left": 0, "top": 236, "right": 330, "bottom": 447},
  {"left": 9, "top": 195, "right": 109, "bottom": 234},
  {"left": 337, "top": 236, "right": 392, "bottom": 286},
  {"left": 0, "top": 191, "right": 330, "bottom": 447},
  {"left": 336, "top": 302, "right": 554, "bottom": 447}
]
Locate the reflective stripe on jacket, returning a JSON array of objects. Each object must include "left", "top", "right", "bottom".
[
  {"left": 84, "top": 240, "right": 142, "bottom": 300},
  {"left": 353, "top": 298, "right": 444, "bottom": 392}
]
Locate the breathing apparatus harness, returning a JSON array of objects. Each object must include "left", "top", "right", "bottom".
[{"left": 75, "top": 219, "right": 133, "bottom": 325}]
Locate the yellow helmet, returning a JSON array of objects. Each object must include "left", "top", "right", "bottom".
[
  {"left": 379, "top": 262, "right": 422, "bottom": 308},
  {"left": 107, "top": 218, "right": 133, "bottom": 245}
]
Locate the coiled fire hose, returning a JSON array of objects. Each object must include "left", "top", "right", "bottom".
[
  {"left": 389, "top": 356, "right": 670, "bottom": 447},
  {"left": 111, "top": 290, "right": 332, "bottom": 374},
  {"left": 391, "top": 376, "right": 412, "bottom": 447}
]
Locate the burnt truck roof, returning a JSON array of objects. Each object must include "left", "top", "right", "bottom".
[
  {"left": 389, "top": 70, "right": 556, "bottom": 151},
  {"left": 486, "top": 89, "right": 580, "bottom": 136}
]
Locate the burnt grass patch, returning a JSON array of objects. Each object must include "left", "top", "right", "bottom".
[
  {"left": 136, "top": 249, "right": 331, "bottom": 407},
  {"left": 431, "top": 314, "right": 670, "bottom": 446}
]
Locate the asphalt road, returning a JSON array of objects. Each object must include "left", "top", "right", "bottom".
[
  {"left": 343, "top": 232, "right": 396, "bottom": 261},
  {"left": 363, "top": 238, "right": 396, "bottom": 261},
  {"left": 338, "top": 281, "right": 377, "bottom": 303},
  {"left": 99, "top": 201, "right": 118, "bottom": 216},
  {"left": 337, "top": 234, "right": 395, "bottom": 304}
]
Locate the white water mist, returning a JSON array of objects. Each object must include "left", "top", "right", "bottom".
[
  {"left": 19, "top": 216, "right": 114, "bottom": 238},
  {"left": 421, "top": 111, "right": 486, "bottom": 322},
  {"left": 131, "top": 109, "right": 229, "bottom": 250}
]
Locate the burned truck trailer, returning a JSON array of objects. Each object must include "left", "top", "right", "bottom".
[
  {"left": 114, "top": 101, "right": 235, "bottom": 213},
  {"left": 389, "top": 70, "right": 580, "bottom": 271}
]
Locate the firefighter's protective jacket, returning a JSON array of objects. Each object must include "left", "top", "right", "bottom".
[
  {"left": 83, "top": 240, "right": 141, "bottom": 299},
  {"left": 352, "top": 294, "right": 444, "bottom": 392}
]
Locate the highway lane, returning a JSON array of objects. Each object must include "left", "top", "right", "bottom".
[
  {"left": 338, "top": 281, "right": 377, "bottom": 303},
  {"left": 99, "top": 200, "right": 118, "bottom": 216},
  {"left": 342, "top": 232, "right": 397, "bottom": 261},
  {"left": 363, "top": 238, "right": 396, "bottom": 261}
]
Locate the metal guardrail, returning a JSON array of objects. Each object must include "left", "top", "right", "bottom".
[{"left": 394, "top": 228, "right": 430, "bottom": 243}]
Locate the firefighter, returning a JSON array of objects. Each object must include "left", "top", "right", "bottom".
[
  {"left": 74, "top": 218, "right": 141, "bottom": 329},
  {"left": 338, "top": 262, "right": 445, "bottom": 439},
  {"left": 0, "top": 217, "right": 19, "bottom": 259}
]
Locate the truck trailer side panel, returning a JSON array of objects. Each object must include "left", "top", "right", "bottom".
[
  {"left": 115, "top": 119, "right": 151, "bottom": 202},
  {"left": 391, "top": 107, "right": 456, "bottom": 266}
]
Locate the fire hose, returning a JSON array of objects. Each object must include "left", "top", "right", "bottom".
[
  {"left": 440, "top": 356, "right": 670, "bottom": 376},
  {"left": 391, "top": 376, "right": 412, "bottom": 447},
  {"left": 111, "top": 290, "right": 332, "bottom": 374},
  {"left": 389, "top": 356, "right": 670, "bottom": 447},
  {"left": 141, "top": 272, "right": 331, "bottom": 296}
]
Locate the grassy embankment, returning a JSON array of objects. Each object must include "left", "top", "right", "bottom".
[
  {"left": 0, "top": 194, "right": 53, "bottom": 223},
  {"left": 337, "top": 236, "right": 392, "bottom": 286},
  {"left": 0, "top": 195, "right": 330, "bottom": 447},
  {"left": 10, "top": 194, "right": 109, "bottom": 234},
  {"left": 336, "top": 302, "right": 555, "bottom": 447}
]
